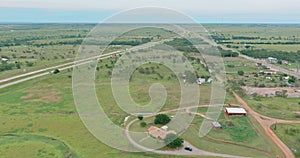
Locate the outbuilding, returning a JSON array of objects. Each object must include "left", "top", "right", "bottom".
[
  {"left": 196, "top": 78, "right": 206, "bottom": 85},
  {"left": 211, "top": 121, "right": 222, "bottom": 129},
  {"left": 225, "top": 108, "right": 247, "bottom": 116},
  {"left": 1, "top": 58, "right": 8, "bottom": 62}
]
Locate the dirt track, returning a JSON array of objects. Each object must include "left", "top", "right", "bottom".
[{"left": 233, "top": 92, "right": 300, "bottom": 158}]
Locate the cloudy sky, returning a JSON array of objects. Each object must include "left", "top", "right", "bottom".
[{"left": 1, "top": 0, "right": 300, "bottom": 23}]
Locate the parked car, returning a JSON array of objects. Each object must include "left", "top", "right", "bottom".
[{"left": 184, "top": 147, "right": 192, "bottom": 151}]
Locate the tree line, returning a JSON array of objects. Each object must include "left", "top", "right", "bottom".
[{"left": 241, "top": 49, "right": 300, "bottom": 62}]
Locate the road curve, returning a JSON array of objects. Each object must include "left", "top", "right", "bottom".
[{"left": 125, "top": 117, "right": 247, "bottom": 158}]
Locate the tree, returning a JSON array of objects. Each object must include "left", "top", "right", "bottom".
[
  {"left": 140, "top": 122, "right": 147, "bottom": 127},
  {"left": 288, "top": 76, "right": 296, "bottom": 83},
  {"left": 154, "top": 114, "right": 170, "bottom": 125},
  {"left": 237, "top": 70, "right": 244, "bottom": 76},
  {"left": 15, "top": 62, "right": 21, "bottom": 69},
  {"left": 164, "top": 133, "right": 184, "bottom": 148},
  {"left": 138, "top": 115, "right": 143, "bottom": 121}
]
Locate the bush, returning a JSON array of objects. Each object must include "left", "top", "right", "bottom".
[
  {"left": 164, "top": 133, "right": 184, "bottom": 148},
  {"left": 154, "top": 114, "right": 170, "bottom": 125},
  {"left": 140, "top": 122, "right": 147, "bottom": 127},
  {"left": 138, "top": 115, "right": 143, "bottom": 121},
  {"left": 237, "top": 70, "right": 244, "bottom": 76}
]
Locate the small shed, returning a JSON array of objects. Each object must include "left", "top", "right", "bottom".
[
  {"left": 211, "top": 121, "right": 222, "bottom": 129},
  {"left": 1, "top": 58, "right": 8, "bottom": 62},
  {"left": 161, "top": 125, "right": 168, "bottom": 131},
  {"left": 207, "top": 78, "right": 213, "bottom": 83}
]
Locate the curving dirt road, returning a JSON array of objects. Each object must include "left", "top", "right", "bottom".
[
  {"left": 233, "top": 92, "right": 300, "bottom": 158},
  {"left": 125, "top": 116, "right": 247, "bottom": 158}
]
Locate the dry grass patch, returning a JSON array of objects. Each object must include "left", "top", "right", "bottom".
[{"left": 21, "top": 90, "right": 61, "bottom": 103}]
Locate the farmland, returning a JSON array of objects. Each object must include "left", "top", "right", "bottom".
[{"left": 0, "top": 24, "right": 300, "bottom": 158}]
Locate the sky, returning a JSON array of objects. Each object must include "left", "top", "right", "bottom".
[{"left": 1, "top": 0, "right": 300, "bottom": 23}]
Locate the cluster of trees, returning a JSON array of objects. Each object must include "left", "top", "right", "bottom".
[
  {"left": 164, "top": 38, "right": 199, "bottom": 53},
  {"left": 220, "top": 50, "right": 239, "bottom": 57},
  {"left": 211, "top": 35, "right": 230, "bottom": 41},
  {"left": 138, "top": 67, "right": 156, "bottom": 74},
  {"left": 241, "top": 49, "right": 300, "bottom": 62},
  {"left": 237, "top": 70, "right": 244, "bottom": 76},
  {"left": 0, "top": 61, "right": 34, "bottom": 72},
  {"left": 287, "top": 76, "right": 297, "bottom": 83},
  {"left": 110, "top": 38, "right": 151, "bottom": 46},
  {"left": 34, "top": 40, "right": 83, "bottom": 47},
  {"left": 275, "top": 90, "right": 288, "bottom": 98},
  {"left": 0, "top": 63, "right": 16, "bottom": 72},
  {"left": 154, "top": 114, "right": 170, "bottom": 125},
  {"left": 232, "top": 36, "right": 260, "bottom": 40},
  {"left": 0, "top": 38, "right": 84, "bottom": 47},
  {"left": 164, "top": 133, "right": 184, "bottom": 148}
]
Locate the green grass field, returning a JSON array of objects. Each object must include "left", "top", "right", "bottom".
[
  {"left": 245, "top": 97, "right": 300, "bottom": 120},
  {"left": 271, "top": 123, "right": 300, "bottom": 157},
  {"left": 0, "top": 54, "right": 282, "bottom": 157},
  {"left": 0, "top": 24, "right": 299, "bottom": 158}
]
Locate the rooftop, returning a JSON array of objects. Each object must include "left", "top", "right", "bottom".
[
  {"left": 225, "top": 108, "right": 247, "bottom": 114},
  {"left": 147, "top": 126, "right": 176, "bottom": 140}
]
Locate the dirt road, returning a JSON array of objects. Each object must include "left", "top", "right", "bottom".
[
  {"left": 219, "top": 45, "right": 300, "bottom": 79},
  {"left": 125, "top": 115, "right": 246, "bottom": 158},
  {"left": 233, "top": 92, "right": 300, "bottom": 158}
]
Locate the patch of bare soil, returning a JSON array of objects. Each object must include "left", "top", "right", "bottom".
[
  {"left": 21, "top": 90, "right": 61, "bottom": 103},
  {"left": 243, "top": 86, "right": 300, "bottom": 98}
]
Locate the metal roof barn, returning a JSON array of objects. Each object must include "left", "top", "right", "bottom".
[{"left": 225, "top": 108, "right": 247, "bottom": 115}]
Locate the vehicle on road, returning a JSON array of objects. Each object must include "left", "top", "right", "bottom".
[{"left": 184, "top": 147, "right": 193, "bottom": 151}]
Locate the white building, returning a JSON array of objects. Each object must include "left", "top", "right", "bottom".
[
  {"left": 207, "top": 78, "right": 213, "bottom": 83},
  {"left": 225, "top": 108, "right": 247, "bottom": 115},
  {"left": 1, "top": 58, "right": 8, "bottom": 62},
  {"left": 196, "top": 78, "right": 206, "bottom": 85},
  {"left": 267, "top": 57, "right": 278, "bottom": 63},
  {"left": 161, "top": 125, "right": 168, "bottom": 131}
]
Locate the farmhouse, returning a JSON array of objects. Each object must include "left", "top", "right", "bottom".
[
  {"left": 225, "top": 108, "right": 247, "bottom": 116},
  {"left": 196, "top": 78, "right": 213, "bottom": 84},
  {"left": 147, "top": 126, "right": 176, "bottom": 140}
]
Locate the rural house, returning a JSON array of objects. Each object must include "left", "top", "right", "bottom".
[{"left": 147, "top": 126, "right": 176, "bottom": 140}]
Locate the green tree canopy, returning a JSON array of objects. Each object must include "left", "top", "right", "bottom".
[
  {"left": 154, "top": 114, "right": 170, "bottom": 125},
  {"left": 164, "top": 133, "right": 184, "bottom": 148}
]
